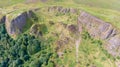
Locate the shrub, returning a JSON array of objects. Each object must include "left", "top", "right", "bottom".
[
  {"left": 29, "top": 60, "right": 41, "bottom": 67},
  {"left": 27, "top": 40, "right": 41, "bottom": 55},
  {"left": 23, "top": 55, "right": 30, "bottom": 61},
  {"left": 13, "top": 59, "right": 23, "bottom": 67},
  {"left": 47, "top": 61, "right": 54, "bottom": 67},
  {"left": 82, "top": 31, "right": 91, "bottom": 39}
]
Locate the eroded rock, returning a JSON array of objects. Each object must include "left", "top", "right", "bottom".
[
  {"left": 78, "top": 11, "right": 120, "bottom": 57},
  {"left": 67, "top": 24, "right": 78, "bottom": 34},
  {"left": 5, "top": 10, "right": 35, "bottom": 38},
  {"left": 48, "top": 6, "right": 77, "bottom": 14},
  {"left": 107, "top": 35, "right": 120, "bottom": 56},
  {"left": 0, "top": 16, "right": 6, "bottom": 23},
  {"left": 78, "top": 11, "right": 118, "bottom": 40}
]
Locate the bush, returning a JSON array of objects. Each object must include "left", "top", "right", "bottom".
[
  {"left": 30, "top": 60, "right": 41, "bottom": 67},
  {"left": 27, "top": 41, "right": 41, "bottom": 55},
  {"left": 82, "top": 31, "right": 91, "bottom": 39},
  {"left": 23, "top": 55, "right": 30, "bottom": 61},
  {"left": 13, "top": 59, "right": 23, "bottom": 67},
  {"left": 0, "top": 24, "right": 52, "bottom": 67},
  {"left": 47, "top": 61, "right": 54, "bottom": 67}
]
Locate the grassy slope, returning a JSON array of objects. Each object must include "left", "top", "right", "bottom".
[
  {"left": 73, "top": 0, "right": 120, "bottom": 11},
  {"left": 1, "top": 0, "right": 120, "bottom": 29},
  {"left": 0, "top": 0, "right": 25, "bottom": 8},
  {"left": 28, "top": 7, "right": 116, "bottom": 67},
  {"left": 0, "top": 0, "right": 120, "bottom": 67}
]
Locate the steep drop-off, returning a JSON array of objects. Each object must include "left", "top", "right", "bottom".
[
  {"left": 0, "top": 6, "right": 119, "bottom": 67},
  {"left": 5, "top": 10, "right": 37, "bottom": 38},
  {"left": 78, "top": 11, "right": 120, "bottom": 57}
]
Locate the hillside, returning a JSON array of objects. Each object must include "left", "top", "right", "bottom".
[{"left": 0, "top": 0, "right": 120, "bottom": 67}]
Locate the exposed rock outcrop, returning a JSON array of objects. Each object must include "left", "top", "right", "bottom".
[
  {"left": 48, "top": 6, "right": 78, "bottom": 14},
  {"left": 0, "top": 16, "right": 6, "bottom": 23},
  {"left": 78, "top": 11, "right": 118, "bottom": 40},
  {"left": 5, "top": 10, "right": 35, "bottom": 38},
  {"left": 107, "top": 35, "right": 120, "bottom": 56},
  {"left": 26, "top": 0, "right": 39, "bottom": 3},
  {"left": 67, "top": 24, "right": 78, "bottom": 34},
  {"left": 78, "top": 11, "right": 120, "bottom": 57},
  {"left": 26, "top": 0, "right": 47, "bottom": 3}
]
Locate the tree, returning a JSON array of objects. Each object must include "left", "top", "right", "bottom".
[
  {"left": 29, "top": 60, "right": 41, "bottom": 67},
  {"left": 27, "top": 39, "right": 41, "bottom": 55}
]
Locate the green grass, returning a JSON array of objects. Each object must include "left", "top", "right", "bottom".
[
  {"left": 73, "top": 0, "right": 120, "bottom": 11},
  {"left": 0, "top": 0, "right": 24, "bottom": 8},
  {"left": 77, "top": 31, "right": 116, "bottom": 67},
  {"left": 0, "top": 0, "right": 120, "bottom": 67},
  {"left": 7, "top": 0, "right": 120, "bottom": 29}
]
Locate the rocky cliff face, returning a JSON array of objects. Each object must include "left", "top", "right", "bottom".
[
  {"left": 0, "top": 16, "right": 6, "bottom": 23},
  {"left": 78, "top": 11, "right": 120, "bottom": 57},
  {"left": 2, "top": 6, "right": 120, "bottom": 57},
  {"left": 5, "top": 10, "right": 35, "bottom": 38},
  {"left": 48, "top": 6, "right": 78, "bottom": 14}
]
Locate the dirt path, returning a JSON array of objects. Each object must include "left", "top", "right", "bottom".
[{"left": 75, "top": 37, "right": 81, "bottom": 63}]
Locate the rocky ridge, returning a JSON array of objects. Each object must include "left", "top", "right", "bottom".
[
  {"left": 0, "top": 10, "right": 36, "bottom": 38},
  {"left": 48, "top": 6, "right": 78, "bottom": 14},
  {"left": 0, "top": 16, "right": 6, "bottom": 23},
  {"left": 78, "top": 11, "right": 120, "bottom": 57},
  {"left": 0, "top": 6, "right": 120, "bottom": 58}
]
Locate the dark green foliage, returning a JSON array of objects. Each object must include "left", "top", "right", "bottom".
[
  {"left": 81, "top": 30, "right": 115, "bottom": 62},
  {"left": 92, "top": 40, "right": 102, "bottom": 45},
  {"left": 117, "top": 56, "right": 120, "bottom": 59},
  {"left": 27, "top": 40, "right": 41, "bottom": 55},
  {"left": 29, "top": 60, "right": 41, "bottom": 67},
  {"left": 23, "top": 55, "right": 30, "bottom": 61},
  {"left": 29, "top": 11, "right": 38, "bottom": 22},
  {"left": 0, "top": 24, "right": 53, "bottom": 67},
  {"left": 13, "top": 59, "right": 24, "bottom": 67},
  {"left": 82, "top": 31, "right": 91, "bottom": 39},
  {"left": 0, "top": 58, "right": 9, "bottom": 67},
  {"left": 47, "top": 61, "right": 54, "bottom": 67}
]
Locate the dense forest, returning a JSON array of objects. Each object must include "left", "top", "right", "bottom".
[{"left": 0, "top": 24, "right": 56, "bottom": 67}]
